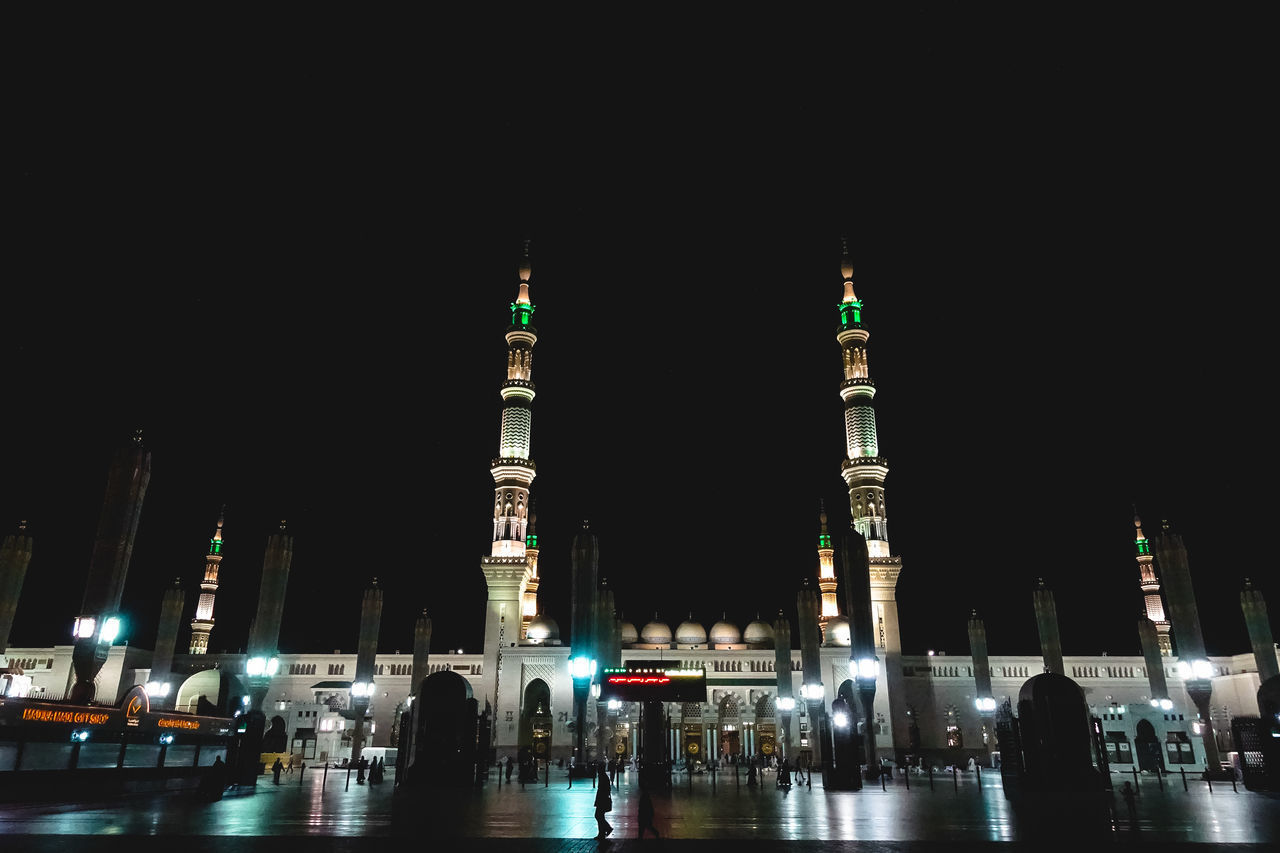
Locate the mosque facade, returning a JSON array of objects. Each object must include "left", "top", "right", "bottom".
[{"left": 2, "top": 243, "right": 1276, "bottom": 774}]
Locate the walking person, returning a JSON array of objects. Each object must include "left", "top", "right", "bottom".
[
  {"left": 636, "top": 785, "right": 660, "bottom": 840},
  {"left": 271, "top": 756, "right": 284, "bottom": 785},
  {"left": 593, "top": 767, "right": 614, "bottom": 840}
]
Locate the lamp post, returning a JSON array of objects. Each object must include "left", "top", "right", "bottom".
[{"left": 570, "top": 655, "right": 596, "bottom": 776}]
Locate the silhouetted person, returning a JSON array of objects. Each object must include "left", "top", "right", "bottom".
[
  {"left": 505, "top": 756, "right": 514, "bottom": 783},
  {"left": 198, "top": 755, "right": 226, "bottom": 802},
  {"left": 637, "top": 785, "right": 660, "bottom": 839},
  {"left": 747, "top": 764, "right": 757, "bottom": 786},
  {"left": 356, "top": 755, "right": 368, "bottom": 784},
  {"left": 272, "top": 757, "right": 284, "bottom": 785},
  {"left": 594, "top": 768, "right": 613, "bottom": 839},
  {"left": 1121, "top": 781, "right": 1137, "bottom": 825}
]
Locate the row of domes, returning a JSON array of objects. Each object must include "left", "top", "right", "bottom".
[
  {"left": 526, "top": 615, "right": 779, "bottom": 647},
  {"left": 628, "top": 616, "right": 775, "bottom": 646},
  {"left": 528, "top": 613, "right": 855, "bottom": 648}
]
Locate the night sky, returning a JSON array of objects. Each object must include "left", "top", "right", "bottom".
[{"left": 4, "top": 35, "right": 1268, "bottom": 666}]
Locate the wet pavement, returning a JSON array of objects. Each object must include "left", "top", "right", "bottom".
[{"left": 0, "top": 765, "right": 1276, "bottom": 851}]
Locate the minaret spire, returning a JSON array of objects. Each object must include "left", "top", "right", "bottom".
[
  {"left": 816, "top": 501, "right": 838, "bottom": 634},
  {"left": 1132, "top": 512, "right": 1171, "bottom": 655},
  {"left": 189, "top": 506, "right": 225, "bottom": 654},
  {"left": 480, "top": 241, "right": 541, "bottom": 712}
]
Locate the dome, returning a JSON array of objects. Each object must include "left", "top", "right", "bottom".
[
  {"left": 675, "top": 620, "right": 707, "bottom": 645},
  {"left": 709, "top": 619, "right": 741, "bottom": 645},
  {"left": 619, "top": 621, "right": 639, "bottom": 644},
  {"left": 824, "top": 615, "right": 851, "bottom": 646},
  {"left": 743, "top": 619, "right": 774, "bottom": 645},
  {"left": 526, "top": 615, "right": 560, "bottom": 643},
  {"left": 640, "top": 620, "right": 672, "bottom": 645}
]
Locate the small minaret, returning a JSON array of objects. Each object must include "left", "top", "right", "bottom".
[
  {"left": 149, "top": 577, "right": 185, "bottom": 707},
  {"left": 1241, "top": 579, "right": 1279, "bottom": 685},
  {"left": 349, "top": 577, "right": 384, "bottom": 763},
  {"left": 0, "top": 521, "right": 34, "bottom": 656},
  {"left": 1032, "top": 578, "right": 1065, "bottom": 676},
  {"left": 245, "top": 520, "right": 294, "bottom": 711},
  {"left": 70, "top": 430, "right": 152, "bottom": 704},
  {"left": 816, "top": 502, "right": 838, "bottom": 636},
  {"left": 1138, "top": 614, "right": 1171, "bottom": 705},
  {"left": 1133, "top": 513, "right": 1172, "bottom": 655},
  {"left": 411, "top": 609, "right": 432, "bottom": 696},
  {"left": 521, "top": 504, "right": 540, "bottom": 640},
  {"left": 189, "top": 509, "right": 226, "bottom": 654},
  {"left": 479, "top": 241, "right": 540, "bottom": 712}
]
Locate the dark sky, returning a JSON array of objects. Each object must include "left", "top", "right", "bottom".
[{"left": 3, "top": 31, "right": 1270, "bottom": 664}]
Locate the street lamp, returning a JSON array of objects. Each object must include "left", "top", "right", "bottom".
[
  {"left": 776, "top": 697, "right": 796, "bottom": 712},
  {"left": 974, "top": 697, "right": 997, "bottom": 712},
  {"left": 1176, "top": 659, "right": 1213, "bottom": 680}
]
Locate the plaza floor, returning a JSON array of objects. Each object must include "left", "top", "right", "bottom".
[{"left": 0, "top": 764, "right": 1275, "bottom": 852}]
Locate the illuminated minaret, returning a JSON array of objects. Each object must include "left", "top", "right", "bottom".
[
  {"left": 832, "top": 239, "right": 906, "bottom": 749},
  {"left": 1133, "top": 513, "right": 1171, "bottom": 655},
  {"left": 189, "top": 509, "right": 225, "bottom": 654},
  {"left": 480, "top": 241, "right": 539, "bottom": 710},
  {"left": 816, "top": 502, "right": 838, "bottom": 635},
  {"left": 521, "top": 503, "right": 540, "bottom": 640}
]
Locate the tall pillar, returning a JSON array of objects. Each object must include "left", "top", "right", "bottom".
[
  {"left": 411, "top": 609, "right": 432, "bottom": 694},
  {"left": 0, "top": 521, "right": 34, "bottom": 656},
  {"left": 1241, "top": 579, "right": 1279, "bottom": 685},
  {"left": 1032, "top": 578, "right": 1065, "bottom": 675},
  {"left": 349, "top": 578, "right": 383, "bottom": 764},
  {"left": 70, "top": 431, "right": 151, "bottom": 704},
  {"left": 773, "top": 611, "right": 794, "bottom": 760},
  {"left": 797, "top": 581, "right": 829, "bottom": 768},
  {"left": 1154, "top": 520, "right": 1223, "bottom": 774},
  {"left": 1138, "top": 615, "right": 1171, "bottom": 706},
  {"left": 967, "top": 610, "right": 996, "bottom": 757},
  {"left": 245, "top": 520, "right": 293, "bottom": 711},
  {"left": 569, "top": 521, "right": 600, "bottom": 770},
  {"left": 148, "top": 577, "right": 185, "bottom": 708},
  {"left": 841, "top": 525, "right": 878, "bottom": 773}
]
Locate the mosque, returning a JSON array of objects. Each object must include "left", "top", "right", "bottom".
[{"left": 1, "top": 242, "right": 1276, "bottom": 776}]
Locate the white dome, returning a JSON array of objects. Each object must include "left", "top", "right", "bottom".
[
  {"left": 619, "top": 621, "right": 639, "bottom": 644},
  {"left": 640, "top": 620, "right": 672, "bottom": 644},
  {"left": 824, "top": 615, "right": 851, "bottom": 646},
  {"left": 526, "top": 615, "right": 560, "bottom": 642},
  {"left": 709, "top": 620, "right": 741, "bottom": 645},
  {"left": 743, "top": 619, "right": 774, "bottom": 645},
  {"left": 675, "top": 620, "right": 707, "bottom": 645}
]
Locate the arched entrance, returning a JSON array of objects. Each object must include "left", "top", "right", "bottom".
[
  {"left": 521, "top": 678, "right": 553, "bottom": 762},
  {"left": 755, "top": 694, "right": 777, "bottom": 760},
  {"left": 1134, "top": 718, "right": 1164, "bottom": 772},
  {"left": 718, "top": 694, "right": 741, "bottom": 758}
]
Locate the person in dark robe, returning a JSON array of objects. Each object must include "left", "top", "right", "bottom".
[
  {"left": 272, "top": 757, "right": 284, "bottom": 784},
  {"left": 593, "top": 767, "right": 614, "bottom": 839}
]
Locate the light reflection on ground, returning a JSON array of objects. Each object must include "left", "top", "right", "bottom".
[{"left": 0, "top": 766, "right": 1275, "bottom": 845}]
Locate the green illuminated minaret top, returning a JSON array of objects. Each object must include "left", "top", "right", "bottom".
[
  {"left": 510, "top": 239, "right": 536, "bottom": 330},
  {"left": 838, "top": 237, "right": 862, "bottom": 330}
]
